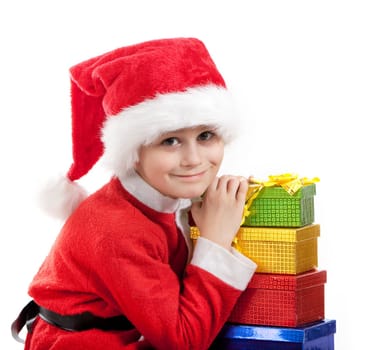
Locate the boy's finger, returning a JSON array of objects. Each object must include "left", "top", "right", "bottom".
[
  {"left": 206, "top": 176, "right": 219, "bottom": 193},
  {"left": 236, "top": 179, "right": 248, "bottom": 200},
  {"left": 226, "top": 177, "right": 241, "bottom": 194}
]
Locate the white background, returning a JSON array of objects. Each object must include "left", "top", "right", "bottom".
[{"left": 1, "top": 1, "right": 373, "bottom": 349}]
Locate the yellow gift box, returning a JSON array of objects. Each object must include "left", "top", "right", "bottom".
[{"left": 190, "top": 224, "right": 320, "bottom": 274}]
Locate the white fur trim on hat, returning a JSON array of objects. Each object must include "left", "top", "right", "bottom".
[{"left": 101, "top": 85, "right": 238, "bottom": 177}]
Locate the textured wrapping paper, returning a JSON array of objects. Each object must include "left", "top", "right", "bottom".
[
  {"left": 210, "top": 319, "right": 336, "bottom": 350},
  {"left": 191, "top": 224, "right": 320, "bottom": 274},
  {"left": 228, "top": 269, "right": 326, "bottom": 327},
  {"left": 235, "top": 224, "right": 319, "bottom": 274},
  {"left": 242, "top": 174, "right": 319, "bottom": 227}
]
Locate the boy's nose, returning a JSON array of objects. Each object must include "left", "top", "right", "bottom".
[{"left": 181, "top": 142, "right": 202, "bottom": 167}]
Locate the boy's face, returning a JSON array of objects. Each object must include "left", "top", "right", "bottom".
[{"left": 134, "top": 126, "right": 224, "bottom": 199}]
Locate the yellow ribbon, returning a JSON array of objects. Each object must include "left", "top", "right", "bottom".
[
  {"left": 240, "top": 173, "right": 319, "bottom": 225},
  {"left": 231, "top": 236, "right": 242, "bottom": 253},
  {"left": 240, "top": 183, "right": 263, "bottom": 225}
]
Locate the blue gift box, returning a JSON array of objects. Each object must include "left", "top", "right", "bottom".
[{"left": 210, "top": 319, "right": 336, "bottom": 350}]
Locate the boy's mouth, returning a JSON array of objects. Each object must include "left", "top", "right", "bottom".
[{"left": 172, "top": 170, "right": 207, "bottom": 180}]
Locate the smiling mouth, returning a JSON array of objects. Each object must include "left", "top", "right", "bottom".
[{"left": 173, "top": 170, "right": 206, "bottom": 178}]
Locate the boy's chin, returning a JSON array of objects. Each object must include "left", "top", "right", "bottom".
[
  {"left": 178, "top": 188, "right": 207, "bottom": 199},
  {"left": 167, "top": 185, "right": 207, "bottom": 199}
]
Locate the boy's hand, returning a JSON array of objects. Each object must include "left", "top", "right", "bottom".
[{"left": 191, "top": 175, "right": 248, "bottom": 250}]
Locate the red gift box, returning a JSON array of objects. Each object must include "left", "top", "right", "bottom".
[{"left": 229, "top": 269, "right": 326, "bottom": 327}]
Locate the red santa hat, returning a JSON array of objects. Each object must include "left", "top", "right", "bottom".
[{"left": 40, "top": 37, "right": 238, "bottom": 220}]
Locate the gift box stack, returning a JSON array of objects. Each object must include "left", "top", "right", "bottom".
[{"left": 191, "top": 174, "right": 336, "bottom": 349}]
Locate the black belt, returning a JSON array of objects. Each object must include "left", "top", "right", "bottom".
[{"left": 11, "top": 300, "right": 134, "bottom": 343}]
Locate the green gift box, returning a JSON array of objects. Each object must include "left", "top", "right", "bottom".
[{"left": 243, "top": 184, "right": 316, "bottom": 227}]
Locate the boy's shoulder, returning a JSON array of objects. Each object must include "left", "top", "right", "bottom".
[{"left": 69, "top": 177, "right": 168, "bottom": 232}]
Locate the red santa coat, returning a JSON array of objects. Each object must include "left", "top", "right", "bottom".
[{"left": 27, "top": 171, "right": 256, "bottom": 350}]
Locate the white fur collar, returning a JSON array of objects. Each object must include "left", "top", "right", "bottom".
[{"left": 119, "top": 169, "right": 191, "bottom": 213}]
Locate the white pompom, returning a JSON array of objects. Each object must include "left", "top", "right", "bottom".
[{"left": 38, "top": 175, "right": 88, "bottom": 221}]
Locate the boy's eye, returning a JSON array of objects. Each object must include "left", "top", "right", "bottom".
[
  {"left": 198, "top": 131, "right": 215, "bottom": 141},
  {"left": 161, "top": 137, "right": 179, "bottom": 146}
]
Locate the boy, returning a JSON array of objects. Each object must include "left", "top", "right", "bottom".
[{"left": 12, "top": 37, "right": 257, "bottom": 349}]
